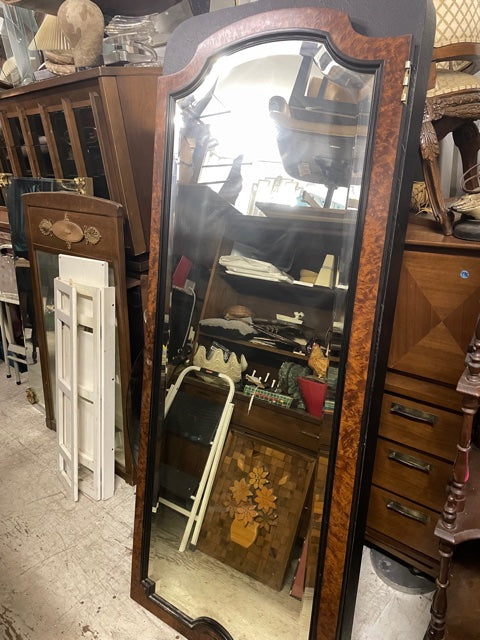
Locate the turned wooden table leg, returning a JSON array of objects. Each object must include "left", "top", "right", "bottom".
[
  {"left": 425, "top": 325, "right": 480, "bottom": 640},
  {"left": 424, "top": 539, "right": 453, "bottom": 640}
]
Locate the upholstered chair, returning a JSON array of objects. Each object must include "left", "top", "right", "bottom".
[{"left": 420, "top": 0, "right": 480, "bottom": 235}]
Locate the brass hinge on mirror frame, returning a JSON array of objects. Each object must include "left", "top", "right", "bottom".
[{"left": 401, "top": 60, "right": 412, "bottom": 104}]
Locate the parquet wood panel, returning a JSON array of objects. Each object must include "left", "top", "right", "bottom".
[{"left": 197, "top": 429, "right": 315, "bottom": 591}]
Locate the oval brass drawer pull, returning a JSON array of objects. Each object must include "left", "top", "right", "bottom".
[
  {"left": 387, "top": 449, "right": 432, "bottom": 473},
  {"left": 386, "top": 500, "right": 430, "bottom": 524},
  {"left": 390, "top": 402, "right": 437, "bottom": 425}
]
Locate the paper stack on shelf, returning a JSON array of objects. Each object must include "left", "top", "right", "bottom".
[{"left": 219, "top": 255, "right": 294, "bottom": 283}]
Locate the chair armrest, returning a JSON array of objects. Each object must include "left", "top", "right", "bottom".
[
  {"left": 432, "top": 42, "right": 480, "bottom": 64},
  {"left": 428, "top": 43, "right": 480, "bottom": 89}
]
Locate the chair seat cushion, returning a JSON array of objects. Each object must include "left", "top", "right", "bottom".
[{"left": 427, "top": 69, "right": 480, "bottom": 98}]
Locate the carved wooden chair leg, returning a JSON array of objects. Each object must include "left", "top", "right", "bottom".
[
  {"left": 424, "top": 539, "right": 453, "bottom": 640},
  {"left": 420, "top": 117, "right": 453, "bottom": 235},
  {"left": 422, "top": 158, "right": 454, "bottom": 235}
]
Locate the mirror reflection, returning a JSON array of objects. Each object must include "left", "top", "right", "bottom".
[{"left": 148, "top": 39, "right": 374, "bottom": 639}]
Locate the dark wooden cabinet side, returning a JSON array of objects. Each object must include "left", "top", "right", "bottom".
[{"left": 366, "top": 215, "right": 480, "bottom": 575}]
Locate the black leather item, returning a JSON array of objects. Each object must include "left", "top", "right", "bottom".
[{"left": 453, "top": 216, "right": 480, "bottom": 242}]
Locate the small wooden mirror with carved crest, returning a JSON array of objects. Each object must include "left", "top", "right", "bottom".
[{"left": 131, "top": 1, "right": 435, "bottom": 639}]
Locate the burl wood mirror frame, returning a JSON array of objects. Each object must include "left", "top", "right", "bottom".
[{"left": 132, "top": 2, "right": 435, "bottom": 638}]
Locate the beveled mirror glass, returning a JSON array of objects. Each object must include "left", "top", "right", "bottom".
[
  {"left": 132, "top": 4, "right": 434, "bottom": 640},
  {"left": 148, "top": 39, "right": 372, "bottom": 640}
]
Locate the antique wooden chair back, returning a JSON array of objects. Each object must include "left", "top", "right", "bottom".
[{"left": 419, "top": 0, "right": 480, "bottom": 235}]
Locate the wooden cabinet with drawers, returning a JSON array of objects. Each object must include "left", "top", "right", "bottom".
[{"left": 366, "top": 215, "right": 480, "bottom": 576}]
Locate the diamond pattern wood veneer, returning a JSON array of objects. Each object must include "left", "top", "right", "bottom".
[{"left": 387, "top": 251, "right": 480, "bottom": 386}]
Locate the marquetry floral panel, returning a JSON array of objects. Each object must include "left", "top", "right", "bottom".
[{"left": 197, "top": 430, "right": 315, "bottom": 590}]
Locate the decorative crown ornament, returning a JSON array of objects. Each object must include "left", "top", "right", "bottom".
[{"left": 193, "top": 345, "right": 247, "bottom": 383}]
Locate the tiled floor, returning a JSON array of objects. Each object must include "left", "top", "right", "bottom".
[
  {"left": 0, "top": 361, "right": 433, "bottom": 639},
  {"left": 353, "top": 547, "right": 433, "bottom": 639}
]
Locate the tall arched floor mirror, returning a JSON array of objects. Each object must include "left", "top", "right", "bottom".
[{"left": 131, "top": 2, "right": 435, "bottom": 639}]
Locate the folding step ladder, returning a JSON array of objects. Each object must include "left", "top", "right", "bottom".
[{"left": 154, "top": 365, "right": 235, "bottom": 552}]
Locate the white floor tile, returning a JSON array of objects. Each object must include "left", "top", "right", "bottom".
[{"left": 0, "top": 361, "right": 434, "bottom": 639}]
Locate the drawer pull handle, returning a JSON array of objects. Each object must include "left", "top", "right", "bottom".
[
  {"left": 386, "top": 500, "right": 430, "bottom": 525},
  {"left": 300, "top": 430, "right": 320, "bottom": 440},
  {"left": 390, "top": 402, "right": 437, "bottom": 425},
  {"left": 388, "top": 449, "right": 432, "bottom": 473}
]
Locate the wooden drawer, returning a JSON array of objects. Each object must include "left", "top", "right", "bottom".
[
  {"left": 388, "top": 250, "right": 480, "bottom": 386},
  {"left": 232, "top": 394, "right": 332, "bottom": 454},
  {"left": 180, "top": 377, "right": 332, "bottom": 454},
  {"left": 379, "top": 393, "right": 460, "bottom": 462},
  {"left": 385, "top": 371, "right": 460, "bottom": 411},
  {"left": 367, "top": 485, "right": 440, "bottom": 561},
  {"left": 372, "top": 438, "right": 450, "bottom": 512},
  {"left": 364, "top": 527, "right": 439, "bottom": 577}
]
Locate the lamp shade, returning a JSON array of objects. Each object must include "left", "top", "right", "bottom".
[
  {"left": 28, "top": 14, "right": 71, "bottom": 51},
  {"left": 1, "top": 57, "right": 20, "bottom": 84}
]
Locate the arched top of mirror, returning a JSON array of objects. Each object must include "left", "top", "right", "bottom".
[
  {"left": 160, "top": 6, "right": 405, "bottom": 94},
  {"left": 163, "top": 0, "right": 434, "bottom": 76},
  {"left": 143, "top": 3, "right": 432, "bottom": 343}
]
